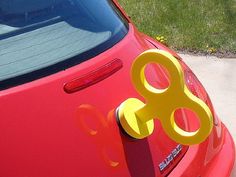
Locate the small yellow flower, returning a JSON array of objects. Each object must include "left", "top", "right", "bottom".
[
  {"left": 207, "top": 47, "right": 217, "bottom": 53},
  {"left": 156, "top": 35, "right": 167, "bottom": 45}
]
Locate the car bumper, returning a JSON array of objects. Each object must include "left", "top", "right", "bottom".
[{"left": 169, "top": 123, "right": 235, "bottom": 177}]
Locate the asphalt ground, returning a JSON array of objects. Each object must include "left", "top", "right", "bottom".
[{"left": 180, "top": 54, "right": 236, "bottom": 177}]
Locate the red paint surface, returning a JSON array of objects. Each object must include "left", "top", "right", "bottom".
[{"left": 0, "top": 1, "right": 234, "bottom": 176}]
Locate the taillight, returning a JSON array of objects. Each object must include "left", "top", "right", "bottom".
[
  {"left": 64, "top": 59, "right": 123, "bottom": 94},
  {"left": 181, "top": 61, "right": 219, "bottom": 125}
]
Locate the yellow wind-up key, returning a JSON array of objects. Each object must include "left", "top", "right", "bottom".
[{"left": 117, "top": 49, "right": 213, "bottom": 145}]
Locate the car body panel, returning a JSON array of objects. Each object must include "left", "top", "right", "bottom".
[
  {"left": 0, "top": 24, "right": 188, "bottom": 177},
  {"left": 169, "top": 123, "right": 235, "bottom": 177}
]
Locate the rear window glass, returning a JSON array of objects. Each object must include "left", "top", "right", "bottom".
[{"left": 0, "top": 0, "right": 128, "bottom": 90}]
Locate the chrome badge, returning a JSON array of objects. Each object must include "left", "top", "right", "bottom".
[{"left": 159, "top": 144, "right": 182, "bottom": 172}]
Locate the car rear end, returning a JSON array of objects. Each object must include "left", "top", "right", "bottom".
[{"left": 0, "top": 0, "right": 234, "bottom": 176}]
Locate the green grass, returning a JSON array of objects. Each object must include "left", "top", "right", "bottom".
[{"left": 118, "top": 0, "right": 236, "bottom": 55}]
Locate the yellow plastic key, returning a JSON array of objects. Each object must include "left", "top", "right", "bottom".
[{"left": 117, "top": 49, "right": 213, "bottom": 145}]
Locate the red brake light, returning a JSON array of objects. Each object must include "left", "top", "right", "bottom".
[
  {"left": 64, "top": 59, "right": 123, "bottom": 94},
  {"left": 182, "top": 61, "right": 219, "bottom": 125}
]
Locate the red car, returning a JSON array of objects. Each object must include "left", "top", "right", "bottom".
[{"left": 0, "top": 0, "right": 235, "bottom": 176}]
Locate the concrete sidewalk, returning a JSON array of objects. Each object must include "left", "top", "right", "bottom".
[{"left": 180, "top": 54, "right": 236, "bottom": 177}]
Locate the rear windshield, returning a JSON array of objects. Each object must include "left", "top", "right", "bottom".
[{"left": 0, "top": 0, "right": 128, "bottom": 90}]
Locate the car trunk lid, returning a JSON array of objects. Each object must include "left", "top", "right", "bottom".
[{"left": 0, "top": 25, "right": 188, "bottom": 177}]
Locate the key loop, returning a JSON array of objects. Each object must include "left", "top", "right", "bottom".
[
  {"left": 160, "top": 94, "right": 213, "bottom": 145},
  {"left": 132, "top": 50, "right": 185, "bottom": 99},
  {"left": 117, "top": 49, "right": 213, "bottom": 145}
]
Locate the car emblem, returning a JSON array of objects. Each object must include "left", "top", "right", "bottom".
[{"left": 159, "top": 144, "right": 182, "bottom": 172}]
